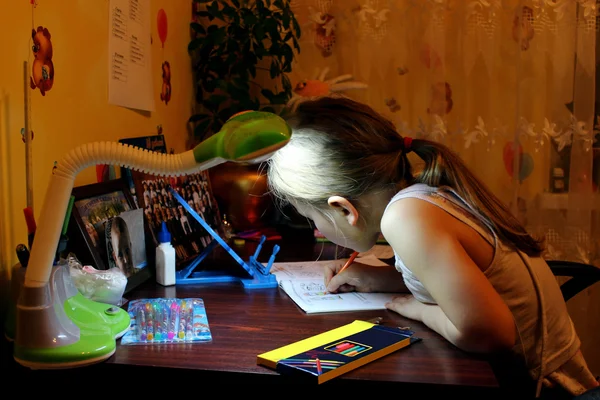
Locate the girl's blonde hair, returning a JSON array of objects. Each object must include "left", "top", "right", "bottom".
[{"left": 267, "top": 96, "right": 544, "bottom": 256}]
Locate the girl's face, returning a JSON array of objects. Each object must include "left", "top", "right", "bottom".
[{"left": 292, "top": 202, "right": 376, "bottom": 252}]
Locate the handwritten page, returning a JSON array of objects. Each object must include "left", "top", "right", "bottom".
[
  {"left": 270, "top": 258, "right": 398, "bottom": 314},
  {"left": 108, "top": 0, "right": 154, "bottom": 111}
]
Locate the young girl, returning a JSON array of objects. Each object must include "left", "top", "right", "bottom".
[{"left": 267, "top": 96, "right": 598, "bottom": 398}]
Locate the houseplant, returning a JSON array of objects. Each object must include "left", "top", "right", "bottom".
[
  {"left": 188, "top": 0, "right": 301, "bottom": 231},
  {"left": 189, "top": 0, "right": 301, "bottom": 141}
]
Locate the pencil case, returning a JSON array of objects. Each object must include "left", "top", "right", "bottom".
[{"left": 120, "top": 298, "right": 212, "bottom": 345}]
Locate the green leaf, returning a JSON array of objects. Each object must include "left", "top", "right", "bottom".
[
  {"left": 271, "top": 91, "right": 290, "bottom": 105},
  {"left": 261, "top": 106, "right": 276, "bottom": 114},
  {"left": 231, "top": 0, "right": 240, "bottom": 7},
  {"left": 203, "top": 78, "right": 218, "bottom": 92},
  {"left": 281, "top": 43, "right": 294, "bottom": 69},
  {"left": 207, "top": 1, "right": 222, "bottom": 19},
  {"left": 233, "top": 77, "right": 250, "bottom": 91},
  {"left": 194, "top": 119, "right": 212, "bottom": 138},
  {"left": 282, "top": 10, "right": 290, "bottom": 29},
  {"left": 243, "top": 12, "right": 257, "bottom": 26},
  {"left": 211, "top": 120, "right": 223, "bottom": 134},
  {"left": 195, "top": 11, "right": 212, "bottom": 18},
  {"left": 222, "top": 5, "right": 238, "bottom": 20},
  {"left": 253, "top": 24, "right": 265, "bottom": 41},
  {"left": 215, "top": 27, "right": 228, "bottom": 44},
  {"left": 190, "top": 22, "right": 206, "bottom": 34},
  {"left": 188, "top": 38, "right": 204, "bottom": 52},
  {"left": 269, "top": 61, "right": 280, "bottom": 79},
  {"left": 188, "top": 113, "right": 211, "bottom": 123},
  {"left": 282, "top": 74, "right": 292, "bottom": 92},
  {"left": 248, "top": 64, "right": 257, "bottom": 78},
  {"left": 207, "top": 94, "right": 229, "bottom": 106},
  {"left": 261, "top": 88, "right": 275, "bottom": 101},
  {"left": 292, "top": 17, "right": 301, "bottom": 38}
]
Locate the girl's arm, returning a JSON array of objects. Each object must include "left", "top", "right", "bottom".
[{"left": 381, "top": 198, "right": 516, "bottom": 354}]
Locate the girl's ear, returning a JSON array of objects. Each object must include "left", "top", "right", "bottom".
[{"left": 327, "top": 196, "right": 359, "bottom": 226}]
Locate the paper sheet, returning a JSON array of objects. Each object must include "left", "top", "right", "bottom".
[
  {"left": 270, "top": 259, "right": 398, "bottom": 314},
  {"left": 108, "top": 0, "right": 154, "bottom": 111}
]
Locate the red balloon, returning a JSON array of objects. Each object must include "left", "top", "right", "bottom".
[
  {"left": 157, "top": 9, "right": 168, "bottom": 48},
  {"left": 503, "top": 141, "right": 523, "bottom": 178}
]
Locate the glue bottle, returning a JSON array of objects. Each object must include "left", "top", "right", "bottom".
[{"left": 156, "top": 221, "right": 176, "bottom": 286}]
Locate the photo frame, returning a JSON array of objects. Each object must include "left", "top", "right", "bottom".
[
  {"left": 129, "top": 169, "right": 224, "bottom": 269},
  {"left": 67, "top": 179, "right": 152, "bottom": 293}
]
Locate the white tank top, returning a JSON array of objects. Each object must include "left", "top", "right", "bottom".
[{"left": 385, "top": 184, "right": 596, "bottom": 397}]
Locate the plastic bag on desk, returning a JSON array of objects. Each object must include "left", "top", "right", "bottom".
[{"left": 67, "top": 253, "right": 127, "bottom": 306}]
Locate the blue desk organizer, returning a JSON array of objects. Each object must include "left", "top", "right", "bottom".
[{"left": 170, "top": 189, "right": 279, "bottom": 289}]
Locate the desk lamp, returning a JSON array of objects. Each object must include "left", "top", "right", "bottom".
[{"left": 14, "top": 111, "right": 291, "bottom": 369}]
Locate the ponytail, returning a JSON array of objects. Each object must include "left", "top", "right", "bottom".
[{"left": 410, "top": 139, "right": 545, "bottom": 256}]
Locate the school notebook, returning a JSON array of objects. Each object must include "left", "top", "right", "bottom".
[
  {"left": 257, "top": 319, "right": 421, "bottom": 384},
  {"left": 269, "top": 257, "right": 400, "bottom": 314}
]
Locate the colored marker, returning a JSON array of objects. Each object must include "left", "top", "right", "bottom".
[
  {"left": 153, "top": 301, "right": 163, "bottom": 341},
  {"left": 316, "top": 358, "right": 322, "bottom": 375},
  {"left": 340, "top": 345, "right": 362, "bottom": 355},
  {"left": 61, "top": 195, "right": 75, "bottom": 236},
  {"left": 185, "top": 301, "right": 194, "bottom": 339},
  {"left": 178, "top": 300, "right": 187, "bottom": 339},
  {"left": 137, "top": 307, "right": 147, "bottom": 341},
  {"left": 346, "top": 348, "right": 365, "bottom": 356},
  {"left": 168, "top": 301, "right": 178, "bottom": 340},
  {"left": 23, "top": 207, "right": 36, "bottom": 249},
  {"left": 335, "top": 342, "right": 354, "bottom": 351},
  {"left": 15, "top": 243, "right": 30, "bottom": 268},
  {"left": 145, "top": 302, "right": 154, "bottom": 341}
]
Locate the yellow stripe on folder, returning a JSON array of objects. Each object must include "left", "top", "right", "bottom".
[{"left": 257, "top": 320, "right": 375, "bottom": 368}]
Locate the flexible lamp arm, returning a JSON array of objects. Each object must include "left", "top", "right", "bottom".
[
  {"left": 25, "top": 145, "right": 199, "bottom": 286},
  {"left": 24, "top": 111, "right": 291, "bottom": 288}
]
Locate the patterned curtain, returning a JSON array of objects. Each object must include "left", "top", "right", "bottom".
[{"left": 288, "top": 0, "right": 600, "bottom": 268}]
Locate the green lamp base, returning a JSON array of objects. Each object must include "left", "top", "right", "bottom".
[
  {"left": 65, "top": 292, "right": 130, "bottom": 339},
  {"left": 13, "top": 260, "right": 131, "bottom": 370},
  {"left": 13, "top": 293, "right": 130, "bottom": 369},
  {"left": 14, "top": 329, "right": 116, "bottom": 370}
]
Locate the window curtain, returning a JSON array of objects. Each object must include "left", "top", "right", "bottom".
[
  {"left": 289, "top": 0, "right": 599, "bottom": 266},
  {"left": 287, "top": 0, "right": 599, "bottom": 373}
]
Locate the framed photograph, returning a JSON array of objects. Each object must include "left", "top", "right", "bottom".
[
  {"left": 67, "top": 179, "right": 152, "bottom": 293},
  {"left": 129, "top": 169, "right": 223, "bottom": 269}
]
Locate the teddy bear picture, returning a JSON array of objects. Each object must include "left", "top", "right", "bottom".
[
  {"left": 160, "top": 61, "right": 171, "bottom": 105},
  {"left": 30, "top": 26, "right": 54, "bottom": 96}
]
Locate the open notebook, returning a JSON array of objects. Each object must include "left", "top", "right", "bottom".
[{"left": 269, "top": 249, "right": 400, "bottom": 314}]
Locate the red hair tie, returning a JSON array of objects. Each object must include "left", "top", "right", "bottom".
[{"left": 403, "top": 136, "right": 413, "bottom": 153}]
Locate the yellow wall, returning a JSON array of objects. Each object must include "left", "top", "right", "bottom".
[{"left": 0, "top": 0, "right": 194, "bottom": 275}]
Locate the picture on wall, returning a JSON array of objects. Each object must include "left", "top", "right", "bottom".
[{"left": 129, "top": 169, "right": 223, "bottom": 268}]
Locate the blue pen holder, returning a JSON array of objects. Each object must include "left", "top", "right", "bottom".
[{"left": 169, "top": 189, "right": 279, "bottom": 289}]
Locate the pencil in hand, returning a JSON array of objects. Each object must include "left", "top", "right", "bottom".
[{"left": 337, "top": 251, "right": 359, "bottom": 276}]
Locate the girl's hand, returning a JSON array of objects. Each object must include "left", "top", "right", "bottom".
[
  {"left": 385, "top": 294, "right": 426, "bottom": 322},
  {"left": 324, "top": 262, "right": 407, "bottom": 293}
]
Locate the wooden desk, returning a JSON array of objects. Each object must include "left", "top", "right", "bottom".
[{"left": 6, "top": 240, "right": 501, "bottom": 396}]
